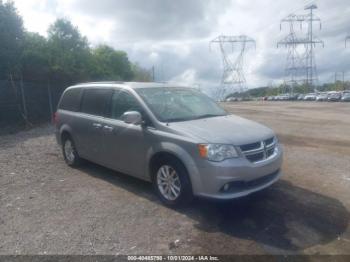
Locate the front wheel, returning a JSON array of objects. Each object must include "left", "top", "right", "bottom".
[{"left": 152, "top": 157, "right": 193, "bottom": 206}]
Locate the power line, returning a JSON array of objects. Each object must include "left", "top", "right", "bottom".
[
  {"left": 256, "top": 0, "right": 317, "bottom": 34},
  {"left": 209, "top": 35, "right": 255, "bottom": 100}
]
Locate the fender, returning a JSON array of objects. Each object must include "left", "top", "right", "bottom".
[{"left": 146, "top": 142, "right": 203, "bottom": 194}]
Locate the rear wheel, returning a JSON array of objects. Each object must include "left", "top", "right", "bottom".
[
  {"left": 62, "top": 136, "right": 82, "bottom": 167},
  {"left": 152, "top": 156, "right": 193, "bottom": 206}
]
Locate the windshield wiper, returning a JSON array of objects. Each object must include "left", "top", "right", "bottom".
[
  {"left": 192, "top": 114, "right": 226, "bottom": 120},
  {"left": 166, "top": 117, "right": 192, "bottom": 123},
  {"left": 166, "top": 114, "right": 226, "bottom": 123}
]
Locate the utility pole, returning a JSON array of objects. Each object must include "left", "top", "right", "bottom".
[
  {"left": 210, "top": 35, "right": 255, "bottom": 100},
  {"left": 304, "top": 4, "right": 322, "bottom": 88},
  {"left": 278, "top": 4, "right": 323, "bottom": 92},
  {"left": 278, "top": 14, "right": 303, "bottom": 95}
]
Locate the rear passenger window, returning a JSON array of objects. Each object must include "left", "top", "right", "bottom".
[
  {"left": 110, "top": 91, "right": 142, "bottom": 120},
  {"left": 59, "top": 88, "right": 82, "bottom": 111},
  {"left": 81, "top": 89, "right": 112, "bottom": 116}
]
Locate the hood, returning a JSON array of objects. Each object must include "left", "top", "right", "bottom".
[{"left": 168, "top": 115, "right": 274, "bottom": 145}]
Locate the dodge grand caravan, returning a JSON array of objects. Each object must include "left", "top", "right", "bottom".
[{"left": 55, "top": 82, "right": 283, "bottom": 206}]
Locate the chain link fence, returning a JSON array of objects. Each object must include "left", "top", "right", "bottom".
[{"left": 0, "top": 80, "right": 66, "bottom": 130}]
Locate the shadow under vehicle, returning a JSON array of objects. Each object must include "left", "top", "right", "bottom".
[{"left": 78, "top": 161, "right": 350, "bottom": 253}]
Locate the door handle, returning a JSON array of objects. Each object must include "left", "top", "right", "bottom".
[
  {"left": 103, "top": 125, "right": 114, "bottom": 132},
  {"left": 92, "top": 123, "right": 102, "bottom": 129}
]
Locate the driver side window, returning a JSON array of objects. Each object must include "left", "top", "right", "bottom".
[{"left": 110, "top": 90, "right": 142, "bottom": 120}]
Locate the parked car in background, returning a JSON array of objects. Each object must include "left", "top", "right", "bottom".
[
  {"left": 55, "top": 82, "right": 283, "bottom": 206},
  {"left": 316, "top": 93, "right": 328, "bottom": 101},
  {"left": 328, "top": 92, "right": 341, "bottom": 102},
  {"left": 304, "top": 93, "right": 317, "bottom": 101},
  {"left": 341, "top": 92, "right": 350, "bottom": 102},
  {"left": 297, "top": 94, "right": 305, "bottom": 100},
  {"left": 279, "top": 94, "right": 290, "bottom": 101},
  {"left": 289, "top": 94, "right": 300, "bottom": 100},
  {"left": 242, "top": 96, "right": 253, "bottom": 101},
  {"left": 274, "top": 95, "right": 281, "bottom": 101},
  {"left": 226, "top": 97, "right": 237, "bottom": 102}
]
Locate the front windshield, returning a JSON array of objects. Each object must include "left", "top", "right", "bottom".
[{"left": 136, "top": 87, "right": 227, "bottom": 122}]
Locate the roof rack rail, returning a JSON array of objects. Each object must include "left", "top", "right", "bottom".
[{"left": 75, "top": 81, "right": 125, "bottom": 85}]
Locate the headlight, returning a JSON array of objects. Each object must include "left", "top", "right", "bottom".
[{"left": 198, "top": 144, "right": 239, "bottom": 162}]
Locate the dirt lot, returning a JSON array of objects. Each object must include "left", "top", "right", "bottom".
[{"left": 0, "top": 101, "right": 349, "bottom": 255}]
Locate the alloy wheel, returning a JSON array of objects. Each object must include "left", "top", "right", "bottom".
[{"left": 156, "top": 165, "right": 181, "bottom": 201}]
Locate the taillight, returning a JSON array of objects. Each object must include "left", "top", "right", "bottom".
[{"left": 53, "top": 112, "right": 59, "bottom": 125}]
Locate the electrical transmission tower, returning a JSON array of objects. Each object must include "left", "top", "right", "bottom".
[
  {"left": 278, "top": 4, "right": 324, "bottom": 92},
  {"left": 210, "top": 35, "right": 255, "bottom": 100},
  {"left": 278, "top": 14, "right": 305, "bottom": 93}
]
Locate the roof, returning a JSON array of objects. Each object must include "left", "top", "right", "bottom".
[{"left": 72, "top": 81, "right": 189, "bottom": 90}]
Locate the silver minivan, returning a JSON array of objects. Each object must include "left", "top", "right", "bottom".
[{"left": 55, "top": 82, "right": 283, "bottom": 206}]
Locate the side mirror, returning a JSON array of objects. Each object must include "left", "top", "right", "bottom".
[{"left": 121, "top": 111, "right": 143, "bottom": 125}]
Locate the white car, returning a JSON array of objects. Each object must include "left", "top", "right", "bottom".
[
  {"left": 304, "top": 93, "right": 317, "bottom": 101},
  {"left": 316, "top": 93, "right": 328, "bottom": 101}
]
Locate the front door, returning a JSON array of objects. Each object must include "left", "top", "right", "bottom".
[{"left": 102, "top": 90, "right": 151, "bottom": 179}]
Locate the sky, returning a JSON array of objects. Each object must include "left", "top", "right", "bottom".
[{"left": 10, "top": 0, "right": 350, "bottom": 95}]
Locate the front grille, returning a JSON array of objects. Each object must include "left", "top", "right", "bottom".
[
  {"left": 239, "top": 136, "right": 276, "bottom": 163},
  {"left": 266, "top": 148, "right": 275, "bottom": 157},
  {"left": 264, "top": 137, "right": 274, "bottom": 146},
  {"left": 246, "top": 152, "right": 264, "bottom": 162},
  {"left": 240, "top": 142, "right": 261, "bottom": 152}
]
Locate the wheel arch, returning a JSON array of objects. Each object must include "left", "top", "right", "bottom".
[
  {"left": 59, "top": 124, "right": 73, "bottom": 143},
  {"left": 61, "top": 130, "right": 71, "bottom": 142},
  {"left": 149, "top": 151, "right": 185, "bottom": 178},
  {"left": 146, "top": 143, "right": 202, "bottom": 194}
]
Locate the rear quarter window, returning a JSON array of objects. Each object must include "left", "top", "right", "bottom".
[{"left": 58, "top": 88, "right": 82, "bottom": 111}]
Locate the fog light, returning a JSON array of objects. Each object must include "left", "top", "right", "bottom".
[{"left": 223, "top": 183, "right": 230, "bottom": 191}]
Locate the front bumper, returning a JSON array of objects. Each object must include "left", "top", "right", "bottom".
[{"left": 191, "top": 144, "right": 283, "bottom": 200}]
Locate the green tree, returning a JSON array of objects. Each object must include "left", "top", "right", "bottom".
[
  {"left": 131, "top": 63, "right": 152, "bottom": 82},
  {"left": 47, "top": 18, "right": 91, "bottom": 83},
  {"left": 21, "top": 32, "right": 49, "bottom": 81},
  {"left": 0, "top": 0, "right": 24, "bottom": 78},
  {"left": 91, "top": 45, "right": 133, "bottom": 81}
]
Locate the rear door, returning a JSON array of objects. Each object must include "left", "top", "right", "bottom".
[
  {"left": 75, "top": 88, "right": 112, "bottom": 164},
  {"left": 102, "top": 90, "right": 151, "bottom": 178}
]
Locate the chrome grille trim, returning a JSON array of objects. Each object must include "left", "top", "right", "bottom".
[{"left": 239, "top": 137, "right": 277, "bottom": 163}]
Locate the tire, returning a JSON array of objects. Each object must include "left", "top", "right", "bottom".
[
  {"left": 62, "top": 136, "right": 82, "bottom": 167},
  {"left": 152, "top": 156, "right": 193, "bottom": 207}
]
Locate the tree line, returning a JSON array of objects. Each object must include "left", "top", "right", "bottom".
[{"left": 0, "top": 0, "right": 152, "bottom": 85}]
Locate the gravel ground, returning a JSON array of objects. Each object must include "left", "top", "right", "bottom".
[{"left": 0, "top": 102, "right": 349, "bottom": 255}]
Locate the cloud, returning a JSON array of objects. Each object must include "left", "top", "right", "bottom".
[
  {"left": 70, "top": 0, "right": 231, "bottom": 41},
  {"left": 12, "top": 0, "right": 350, "bottom": 92}
]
